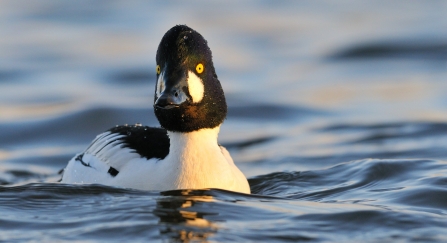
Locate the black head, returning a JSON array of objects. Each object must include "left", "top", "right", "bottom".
[{"left": 153, "top": 25, "right": 227, "bottom": 132}]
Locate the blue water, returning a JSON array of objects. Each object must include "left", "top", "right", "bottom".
[{"left": 1, "top": 1, "right": 447, "bottom": 242}]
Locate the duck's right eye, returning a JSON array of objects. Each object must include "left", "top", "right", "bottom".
[
  {"left": 156, "top": 65, "right": 161, "bottom": 75},
  {"left": 196, "top": 63, "right": 204, "bottom": 74}
]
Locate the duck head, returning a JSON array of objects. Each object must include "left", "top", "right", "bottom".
[{"left": 154, "top": 25, "right": 227, "bottom": 133}]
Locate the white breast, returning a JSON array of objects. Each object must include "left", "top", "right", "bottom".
[{"left": 112, "top": 127, "right": 250, "bottom": 193}]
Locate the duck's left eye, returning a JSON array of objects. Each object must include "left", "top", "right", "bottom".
[
  {"left": 196, "top": 63, "right": 204, "bottom": 74},
  {"left": 156, "top": 65, "right": 161, "bottom": 75}
]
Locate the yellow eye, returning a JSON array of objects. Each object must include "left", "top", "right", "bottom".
[
  {"left": 196, "top": 63, "right": 204, "bottom": 74},
  {"left": 156, "top": 65, "right": 161, "bottom": 75}
]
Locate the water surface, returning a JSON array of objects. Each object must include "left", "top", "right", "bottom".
[{"left": 1, "top": 1, "right": 447, "bottom": 242}]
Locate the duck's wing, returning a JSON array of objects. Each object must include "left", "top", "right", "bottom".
[{"left": 61, "top": 125, "right": 169, "bottom": 185}]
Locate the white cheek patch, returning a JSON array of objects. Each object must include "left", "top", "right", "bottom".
[
  {"left": 187, "top": 71, "right": 204, "bottom": 103},
  {"left": 156, "top": 72, "right": 165, "bottom": 97}
]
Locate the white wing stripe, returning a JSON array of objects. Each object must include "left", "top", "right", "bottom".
[
  {"left": 86, "top": 133, "right": 125, "bottom": 155},
  {"left": 81, "top": 131, "right": 144, "bottom": 170}
]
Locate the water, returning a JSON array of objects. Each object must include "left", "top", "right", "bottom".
[{"left": 1, "top": 0, "right": 447, "bottom": 242}]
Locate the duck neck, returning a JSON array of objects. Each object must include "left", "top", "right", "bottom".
[{"left": 167, "top": 126, "right": 221, "bottom": 161}]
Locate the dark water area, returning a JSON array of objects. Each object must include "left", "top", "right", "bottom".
[
  {"left": 1, "top": 159, "right": 447, "bottom": 242},
  {"left": 1, "top": 1, "right": 447, "bottom": 242},
  {"left": 329, "top": 41, "right": 447, "bottom": 61}
]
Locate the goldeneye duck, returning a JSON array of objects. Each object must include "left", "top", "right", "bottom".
[{"left": 61, "top": 25, "right": 251, "bottom": 194}]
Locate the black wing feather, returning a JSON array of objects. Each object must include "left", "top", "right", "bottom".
[{"left": 107, "top": 125, "right": 170, "bottom": 160}]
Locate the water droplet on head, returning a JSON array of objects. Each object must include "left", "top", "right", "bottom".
[{"left": 183, "top": 36, "right": 188, "bottom": 39}]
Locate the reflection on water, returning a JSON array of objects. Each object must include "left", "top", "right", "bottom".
[{"left": 155, "top": 190, "right": 217, "bottom": 242}]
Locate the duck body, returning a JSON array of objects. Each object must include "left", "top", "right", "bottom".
[
  {"left": 62, "top": 125, "right": 249, "bottom": 193},
  {"left": 61, "top": 25, "right": 251, "bottom": 194}
]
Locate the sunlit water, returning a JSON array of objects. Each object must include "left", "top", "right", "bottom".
[{"left": 1, "top": 1, "right": 447, "bottom": 242}]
